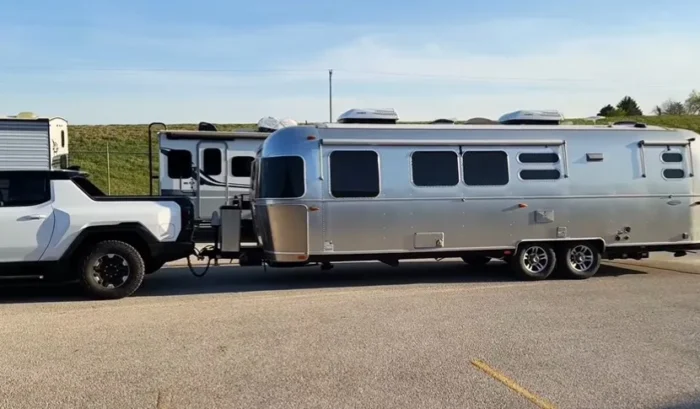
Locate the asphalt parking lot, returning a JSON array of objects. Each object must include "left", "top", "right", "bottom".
[{"left": 1, "top": 257, "right": 699, "bottom": 409}]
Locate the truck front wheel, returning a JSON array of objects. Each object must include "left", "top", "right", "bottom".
[{"left": 78, "top": 240, "right": 146, "bottom": 300}]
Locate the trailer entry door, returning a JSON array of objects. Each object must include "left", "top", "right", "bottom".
[{"left": 196, "top": 142, "right": 228, "bottom": 221}]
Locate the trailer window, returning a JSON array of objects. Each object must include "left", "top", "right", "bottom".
[
  {"left": 411, "top": 151, "right": 458, "bottom": 187},
  {"left": 202, "top": 148, "right": 222, "bottom": 176},
  {"left": 661, "top": 152, "right": 683, "bottom": 163},
  {"left": 518, "top": 152, "right": 559, "bottom": 163},
  {"left": 259, "top": 156, "right": 304, "bottom": 198},
  {"left": 663, "top": 168, "right": 685, "bottom": 179},
  {"left": 462, "top": 151, "right": 509, "bottom": 186},
  {"left": 520, "top": 169, "right": 561, "bottom": 180},
  {"left": 330, "top": 151, "right": 380, "bottom": 198},
  {"left": 0, "top": 171, "right": 50, "bottom": 207},
  {"left": 231, "top": 156, "right": 254, "bottom": 177},
  {"left": 167, "top": 150, "right": 192, "bottom": 179},
  {"left": 61, "top": 131, "right": 65, "bottom": 148}
]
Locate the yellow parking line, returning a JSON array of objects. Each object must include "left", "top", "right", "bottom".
[{"left": 471, "top": 359, "right": 557, "bottom": 409}]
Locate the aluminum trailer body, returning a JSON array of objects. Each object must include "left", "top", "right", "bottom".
[{"left": 238, "top": 122, "right": 700, "bottom": 278}]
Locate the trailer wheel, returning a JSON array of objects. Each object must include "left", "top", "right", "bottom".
[
  {"left": 461, "top": 256, "right": 491, "bottom": 266},
  {"left": 511, "top": 243, "right": 556, "bottom": 280},
  {"left": 557, "top": 242, "right": 601, "bottom": 279},
  {"left": 77, "top": 240, "right": 146, "bottom": 300}
]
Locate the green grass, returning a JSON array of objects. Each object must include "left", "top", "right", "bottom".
[{"left": 69, "top": 116, "right": 700, "bottom": 195}]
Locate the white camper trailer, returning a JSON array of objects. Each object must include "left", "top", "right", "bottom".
[
  {"left": 156, "top": 110, "right": 392, "bottom": 229},
  {"left": 158, "top": 129, "right": 268, "bottom": 226},
  {"left": 0, "top": 112, "right": 69, "bottom": 170}
]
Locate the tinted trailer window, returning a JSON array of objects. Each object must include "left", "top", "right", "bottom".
[{"left": 258, "top": 156, "right": 305, "bottom": 198}]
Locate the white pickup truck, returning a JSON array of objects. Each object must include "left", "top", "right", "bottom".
[{"left": 0, "top": 169, "right": 195, "bottom": 299}]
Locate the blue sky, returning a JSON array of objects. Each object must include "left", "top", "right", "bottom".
[{"left": 1, "top": 0, "right": 699, "bottom": 124}]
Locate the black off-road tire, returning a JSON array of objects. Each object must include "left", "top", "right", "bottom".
[
  {"left": 556, "top": 242, "right": 602, "bottom": 279},
  {"left": 78, "top": 240, "right": 146, "bottom": 300},
  {"left": 461, "top": 256, "right": 491, "bottom": 266},
  {"left": 511, "top": 243, "right": 557, "bottom": 281}
]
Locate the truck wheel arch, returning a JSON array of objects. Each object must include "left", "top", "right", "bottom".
[{"left": 62, "top": 223, "right": 158, "bottom": 271}]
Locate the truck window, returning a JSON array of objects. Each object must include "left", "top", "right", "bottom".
[
  {"left": 202, "top": 148, "right": 222, "bottom": 176},
  {"left": 411, "top": 151, "right": 458, "bottom": 187},
  {"left": 231, "top": 156, "right": 254, "bottom": 177},
  {"left": 167, "top": 150, "right": 192, "bottom": 179},
  {"left": 259, "top": 156, "right": 304, "bottom": 198},
  {"left": 330, "top": 151, "right": 380, "bottom": 198},
  {"left": 462, "top": 151, "right": 509, "bottom": 186},
  {"left": 663, "top": 168, "right": 684, "bottom": 179},
  {"left": 518, "top": 152, "right": 559, "bottom": 163},
  {"left": 0, "top": 171, "right": 50, "bottom": 207},
  {"left": 520, "top": 169, "right": 561, "bottom": 180},
  {"left": 661, "top": 152, "right": 683, "bottom": 163}
]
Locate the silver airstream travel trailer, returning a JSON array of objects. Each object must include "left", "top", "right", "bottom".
[{"left": 214, "top": 109, "right": 700, "bottom": 280}]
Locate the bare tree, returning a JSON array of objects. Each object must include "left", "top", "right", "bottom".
[{"left": 658, "top": 99, "right": 687, "bottom": 115}]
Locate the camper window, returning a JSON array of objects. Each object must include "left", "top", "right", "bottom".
[
  {"left": 167, "top": 150, "right": 192, "bottom": 179},
  {"left": 518, "top": 152, "right": 559, "bottom": 164},
  {"left": 203, "top": 148, "right": 222, "bottom": 176},
  {"left": 411, "top": 151, "right": 459, "bottom": 187},
  {"left": 231, "top": 156, "right": 255, "bottom": 177},
  {"left": 259, "top": 156, "right": 305, "bottom": 198},
  {"left": 330, "top": 151, "right": 380, "bottom": 198},
  {"left": 462, "top": 151, "right": 509, "bottom": 186},
  {"left": 661, "top": 152, "right": 683, "bottom": 163},
  {"left": 520, "top": 169, "right": 561, "bottom": 180},
  {"left": 662, "top": 168, "right": 685, "bottom": 179},
  {"left": 61, "top": 131, "right": 65, "bottom": 148},
  {"left": 0, "top": 171, "right": 50, "bottom": 207}
]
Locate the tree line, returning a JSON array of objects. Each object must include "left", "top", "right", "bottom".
[{"left": 597, "top": 90, "right": 700, "bottom": 117}]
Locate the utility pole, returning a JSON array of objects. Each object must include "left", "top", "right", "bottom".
[{"left": 328, "top": 69, "right": 333, "bottom": 122}]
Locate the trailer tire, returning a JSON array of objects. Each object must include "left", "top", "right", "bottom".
[
  {"left": 511, "top": 243, "right": 556, "bottom": 280},
  {"left": 557, "top": 242, "right": 601, "bottom": 279},
  {"left": 461, "top": 256, "right": 491, "bottom": 266},
  {"left": 77, "top": 240, "right": 146, "bottom": 300}
]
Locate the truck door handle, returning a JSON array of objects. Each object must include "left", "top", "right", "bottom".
[{"left": 18, "top": 214, "right": 47, "bottom": 221}]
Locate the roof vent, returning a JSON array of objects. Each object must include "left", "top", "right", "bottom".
[
  {"left": 257, "top": 116, "right": 281, "bottom": 132},
  {"left": 198, "top": 122, "right": 218, "bottom": 131},
  {"left": 498, "top": 110, "right": 563, "bottom": 125},
  {"left": 337, "top": 108, "right": 399, "bottom": 124},
  {"left": 613, "top": 120, "right": 647, "bottom": 128},
  {"left": 465, "top": 117, "right": 499, "bottom": 125},
  {"left": 430, "top": 118, "right": 456, "bottom": 124}
]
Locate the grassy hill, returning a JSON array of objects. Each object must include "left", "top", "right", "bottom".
[{"left": 69, "top": 116, "right": 700, "bottom": 195}]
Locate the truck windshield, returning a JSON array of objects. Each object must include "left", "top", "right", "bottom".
[{"left": 257, "top": 156, "right": 304, "bottom": 198}]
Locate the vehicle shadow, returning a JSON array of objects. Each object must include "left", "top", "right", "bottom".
[
  {"left": 0, "top": 259, "right": 647, "bottom": 304},
  {"left": 656, "top": 395, "right": 700, "bottom": 409}
]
